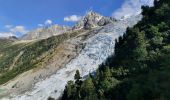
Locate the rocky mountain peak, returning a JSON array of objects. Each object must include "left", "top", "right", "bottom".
[
  {"left": 85, "top": 11, "right": 103, "bottom": 21},
  {"left": 73, "top": 11, "right": 116, "bottom": 30}
]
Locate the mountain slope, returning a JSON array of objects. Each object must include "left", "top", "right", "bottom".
[
  {"left": 0, "top": 30, "right": 83, "bottom": 85},
  {"left": 0, "top": 11, "right": 142, "bottom": 100},
  {"left": 0, "top": 36, "right": 18, "bottom": 47},
  {"left": 61, "top": 0, "right": 170, "bottom": 100},
  {"left": 1, "top": 15, "right": 141, "bottom": 100}
]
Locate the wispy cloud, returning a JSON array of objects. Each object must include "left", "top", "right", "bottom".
[
  {"left": 0, "top": 25, "right": 28, "bottom": 37},
  {"left": 38, "top": 19, "right": 53, "bottom": 27},
  {"left": 38, "top": 24, "right": 43, "bottom": 27},
  {"left": 112, "top": 0, "right": 154, "bottom": 19},
  {"left": 64, "top": 15, "right": 82, "bottom": 22}
]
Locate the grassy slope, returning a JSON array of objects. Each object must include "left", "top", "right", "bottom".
[{"left": 0, "top": 30, "right": 83, "bottom": 85}]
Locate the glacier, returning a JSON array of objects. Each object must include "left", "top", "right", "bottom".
[{"left": 2, "top": 15, "right": 142, "bottom": 100}]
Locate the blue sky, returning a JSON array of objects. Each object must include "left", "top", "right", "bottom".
[{"left": 0, "top": 0, "right": 153, "bottom": 37}]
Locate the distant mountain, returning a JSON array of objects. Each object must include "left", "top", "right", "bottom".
[
  {"left": 73, "top": 11, "right": 116, "bottom": 30},
  {"left": 0, "top": 36, "right": 18, "bottom": 41},
  {"left": 21, "top": 11, "right": 116, "bottom": 41},
  {"left": 21, "top": 25, "right": 71, "bottom": 40},
  {"left": 0, "top": 35, "right": 17, "bottom": 39}
]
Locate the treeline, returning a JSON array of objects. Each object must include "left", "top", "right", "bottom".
[{"left": 61, "top": 0, "right": 170, "bottom": 100}]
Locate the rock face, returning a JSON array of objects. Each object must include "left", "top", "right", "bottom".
[
  {"left": 21, "top": 25, "right": 70, "bottom": 40},
  {"left": 73, "top": 11, "right": 116, "bottom": 30}
]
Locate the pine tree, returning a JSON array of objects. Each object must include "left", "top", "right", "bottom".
[
  {"left": 103, "top": 66, "right": 112, "bottom": 79},
  {"left": 74, "top": 70, "right": 81, "bottom": 80},
  {"left": 81, "top": 76, "right": 97, "bottom": 99},
  {"left": 62, "top": 81, "right": 76, "bottom": 100},
  {"left": 74, "top": 70, "right": 81, "bottom": 85},
  {"left": 124, "top": 28, "right": 148, "bottom": 72},
  {"left": 134, "top": 30, "right": 147, "bottom": 61}
]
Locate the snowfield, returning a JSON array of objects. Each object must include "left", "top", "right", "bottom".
[{"left": 2, "top": 15, "right": 142, "bottom": 100}]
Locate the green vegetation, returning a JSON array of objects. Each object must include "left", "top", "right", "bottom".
[
  {"left": 0, "top": 30, "right": 82, "bottom": 85},
  {"left": 0, "top": 39, "right": 14, "bottom": 50},
  {"left": 62, "top": 0, "right": 170, "bottom": 100}
]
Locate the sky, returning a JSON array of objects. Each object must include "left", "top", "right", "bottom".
[{"left": 0, "top": 0, "right": 154, "bottom": 37}]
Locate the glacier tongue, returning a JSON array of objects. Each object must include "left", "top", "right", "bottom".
[{"left": 3, "top": 15, "right": 142, "bottom": 100}]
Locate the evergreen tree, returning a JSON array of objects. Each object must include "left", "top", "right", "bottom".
[
  {"left": 103, "top": 66, "right": 112, "bottom": 79},
  {"left": 81, "top": 76, "right": 97, "bottom": 100},
  {"left": 62, "top": 81, "right": 77, "bottom": 100},
  {"left": 130, "top": 28, "right": 147, "bottom": 61},
  {"left": 74, "top": 70, "right": 81, "bottom": 85},
  {"left": 74, "top": 70, "right": 81, "bottom": 81}
]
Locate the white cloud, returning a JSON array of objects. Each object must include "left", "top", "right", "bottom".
[
  {"left": 10, "top": 26, "right": 28, "bottom": 34},
  {"left": 45, "top": 19, "right": 52, "bottom": 25},
  {"left": 112, "top": 0, "right": 154, "bottom": 19},
  {"left": 0, "top": 32, "right": 14, "bottom": 38},
  {"left": 0, "top": 25, "right": 28, "bottom": 38},
  {"left": 38, "top": 24, "right": 43, "bottom": 27},
  {"left": 38, "top": 19, "right": 53, "bottom": 27},
  {"left": 64, "top": 15, "right": 82, "bottom": 22}
]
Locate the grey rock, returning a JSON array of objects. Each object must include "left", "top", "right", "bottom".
[
  {"left": 73, "top": 11, "right": 116, "bottom": 30},
  {"left": 21, "top": 25, "right": 71, "bottom": 40},
  {"left": 98, "top": 17, "right": 116, "bottom": 26}
]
